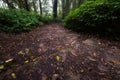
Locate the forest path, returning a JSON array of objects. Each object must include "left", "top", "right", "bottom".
[{"left": 0, "top": 23, "right": 120, "bottom": 80}]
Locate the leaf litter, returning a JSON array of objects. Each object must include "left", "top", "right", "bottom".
[{"left": 0, "top": 23, "right": 120, "bottom": 80}]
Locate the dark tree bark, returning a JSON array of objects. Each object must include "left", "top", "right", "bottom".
[
  {"left": 65, "top": 0, "right": 71, "bottom": 14},
  {"left": 77, "top": 0, "right": 86, "bottom": 7},
  {"left": 24, "top": 0, "right": 30, "bottom": 11},
  {"left": 32, "top": 0, "right": 37, "bottom": 12},
  {"left": 72, "top": 0, "right": 77, "bottom": 10},
  {"left": 39, "top": 0, "right": 42, "bottom": 14},
  {"left": 53, "top": 0, "right": 58, "bottom": 19},
  {"left": 62, "top": 0, "right": 65, "bottom": 19},
  {"left": 17, "top": 0, "right": 24, "bottom": 9}
]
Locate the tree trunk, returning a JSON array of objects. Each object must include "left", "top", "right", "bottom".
[
  {"left": 17, "top": 0, "right": 24, "bottom": 9},
  {"left": 39, "top": 0, "right": 42, "bottom": 14},
  {"left": 32, "top": 0, "right": 37, "bottom": 12},
  {"left": 53, "top": 0, "right": 58, "bottom": 19},
  {"left": 66, "top": 0, "right": 71, "bottom": 14},
  {"left": 77, "top": 0, "right": 86, "bottom": 7},
  {"left": 72, "top": 0, "right": 77, "bottom": 10},
  {"left": 63, "top": 0, "right": 71, "bottom": 18},
  {"left": 61, "top": 0, "right": 65, "bottom": 19},
  {"left": 24, "top": 0, "right": 30, "bottom": 11}
]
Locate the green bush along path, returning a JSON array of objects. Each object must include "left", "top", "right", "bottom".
[{"left": 64, "top": 0, "right": 120, "bottom": 34}]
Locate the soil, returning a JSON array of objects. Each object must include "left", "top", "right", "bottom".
[{"left": 0, "top": 23, "right": 120, "bottom": 80}]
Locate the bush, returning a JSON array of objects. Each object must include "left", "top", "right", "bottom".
[
  {"left": 37, "top": 15, "right": 53, "bottom": 23},
  {"left": 64, "top": 0, "right": 120, "bottom": 34},
  {"left": 0, "top": 8, "right": 52, "bottom": 32}
]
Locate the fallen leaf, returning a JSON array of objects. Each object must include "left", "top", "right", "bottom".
[
  {"left": 24, "top": 60, "right": 29, "bottom": 64},
  {"left": 71, "top": 41, "right": 76, "bottom": 45},
  {"left": 71, "top": 50, "right": 77, "bottom": 56},
  {"left": 52, "top": 74, "right": 59, "bottom": 80},
  {"left": 80, "top": 69, "right": 84, "bottom": 73},
  {"left": 98, "top": 42, "right": 101, "bottom": 45},
  {"left": 111, "top": 60, "right": 120, "bottom": 65},
  {"left": 5, "top": 59, "right": 13, "bottom": 63},
  {"left": 53, "top": 74, "right": 59, "bottom": 77},
  {"left": 33, "top": 58, "right": 37, "bottom": 62},
  {"left": 38, "top": 48, "right": 42, "bottom": 52},
  {"left": 42, "top": 75, "right": 47, "bottom": 80},
  {"left": 0, "top": 65, "right": 4, "bottom": 69},
  {"left": 18, "top": 51, "right": 24, "bottom": 55},
  {"left": 56, "top": 56, "right": 60, "bottom": 61},
  {"left": 87, "top": 56, "right": 96, "bottom": 61},
  {"left": 81, "top": 62, "right": 85, "bottom": 64},
  {"left": 11, "top": 73, "right": 16, "bottom": 79},
  {"left": 25, "top": 48, "right": 29, "bottom": 54},
  {"left": 93, "top": 52, "right": 97, "bottom": 57}
]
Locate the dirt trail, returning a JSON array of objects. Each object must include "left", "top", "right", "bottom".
[{"left": 0, "top": 23, "right": 120, "bottom": 80}]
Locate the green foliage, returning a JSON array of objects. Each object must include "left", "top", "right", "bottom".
[
  {"left": 0, "top": 8, "right": 52, "bottom": 32},
  {"left": 64, "top": 0, "right": 120, "bottom": 34},
  {"left": 37, "top": 15, "right": 53, "bottom": 23}
]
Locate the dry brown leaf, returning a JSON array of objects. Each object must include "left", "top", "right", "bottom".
[
  {"left": 71, "top": 50, "right": 77, "bottom": 56},
  {"left": 87, "top": 56, "right": 96, "bottom": 61},
  {"left": 93, "top": 52, "right": 97, "bottom": 57},
  {"left": 52, "top": 74, "right": 59, "bottom": 80},
  {"left": 111, "top": 60, "right": 120, "bottom": 65},
  {"left": 81, "top": 62, "right": 85, "bottom": 64},
  {"left": 42, "top": 75, "right": 47, "bottom": 80},
  {"left": 38, "top": 48, "right": 42, "bottom": 52},
  {"left": 71, "top": 41, "right": 76, "bottom": 45}
]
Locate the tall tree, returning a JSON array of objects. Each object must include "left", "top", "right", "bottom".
[
  {"left": 77, "top": 0, "right": 87, "bottom": 7},
  {"left": 17, "top": 0, "right": 24, "bottom": 9},
  {"left": 39, "top": 0, "right": 42, "bottom": 14},
  {"left": 65, "top": 0, "right": 71, "bottom": 13},
  {"left": 61, "top": 0, "right": 71, "bottom": 19},
  {"left": 53, "top": 0, "right": 58, "bottom": 18},
  {"left": 32, "top": 0, "right": 37, "bottom": 12},
  {"left": 24, "top": 0, "right": 30, "bottom": 11},
  {"left": 12, "top": 0, "right": 31, "bottom": 11},
  {"left": 62, "top": 0, "right": 66, "bottom": 19},
  {"left": 72, "top": 0, "right": 77, "bottom": 10},
  {"left": 42, "top": 0, "right": 50, "bottom": 15}
]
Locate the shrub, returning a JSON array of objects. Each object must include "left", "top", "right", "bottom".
[
  {"left": 37, "top": 15, "right": 53, "bottom": 23},
  {"left": 64, "top": 0, "right": 120, "bottom": 34},
  {"left": 0, "top": 8, "right": 52, "bottom": 32}
]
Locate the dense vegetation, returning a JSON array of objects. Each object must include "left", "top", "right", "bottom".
[
  {"left": 0, "top": 0, "right": 87, "bottom": 33},
  {"left": 0, "top": 8, "right": 52, "bottom": 32},
  {"left": 64, "top": 0, "right": 120, "bottom": 35}
]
